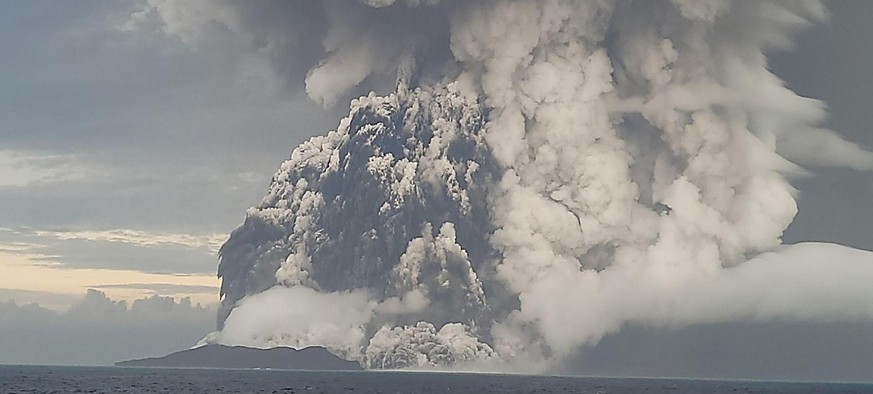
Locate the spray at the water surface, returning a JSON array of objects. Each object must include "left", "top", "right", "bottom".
[{"left": 136, "top": 0, "right": 873, "bottom": 371}]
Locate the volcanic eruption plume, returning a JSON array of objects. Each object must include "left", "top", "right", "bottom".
[{"left": 138, "top": 0, "right": 873, "bottom": 371}]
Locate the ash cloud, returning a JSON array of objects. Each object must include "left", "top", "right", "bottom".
[{"left": 136, "top": 0, "right": 873, "bottom": 372}]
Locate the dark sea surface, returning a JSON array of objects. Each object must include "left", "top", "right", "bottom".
[{"left": 1, "top": 366, "right": 871, "bottom": 394}]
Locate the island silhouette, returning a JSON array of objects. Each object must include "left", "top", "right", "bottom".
[{"left": 116, "top": 345, "right": 362, "bottom": 371}]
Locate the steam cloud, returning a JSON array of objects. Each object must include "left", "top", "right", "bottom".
[{"left": 136, "top": 0, "right": 873, "bottom": 371}]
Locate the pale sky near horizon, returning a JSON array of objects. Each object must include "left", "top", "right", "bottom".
[{"left": 1, "top": 0, "right": 872, "bottom": 370}]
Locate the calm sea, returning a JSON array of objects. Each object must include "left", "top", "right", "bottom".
[{"left": 1, "top": 366, "right": 870, "bottom": 393}]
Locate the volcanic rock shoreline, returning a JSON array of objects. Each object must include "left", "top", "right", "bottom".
[{"left": 115, "top": 344, "right": 362, "bottom": 371}]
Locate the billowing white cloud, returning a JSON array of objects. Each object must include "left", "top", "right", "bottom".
[{"left": 209, "top": 286, "right": 377, "bottom": 358}]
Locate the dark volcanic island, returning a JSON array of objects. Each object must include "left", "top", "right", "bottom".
[{"left": 115, "top": 345, "right": 362, "bottom": 371}]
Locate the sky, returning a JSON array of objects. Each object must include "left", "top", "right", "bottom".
[
  {"left": 0, "top": 0, "right": 872, "bottom": 372},
  {"left": 0, "top": 0, "right": 339, "bottom": 311}
]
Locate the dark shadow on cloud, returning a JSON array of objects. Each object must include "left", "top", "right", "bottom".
[{"left": 561, "top": 321, "right": 873, "bottom": 383}]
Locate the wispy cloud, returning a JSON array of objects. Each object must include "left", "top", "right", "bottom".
[
  {"left": 0, "top": 227, "right": 223, "bottom": 275},
  {"left": 0, "top": 241, "right": 45, "bottom": 253},
  {"left": 89, "top": 282, "right": 219, "bottom": 295},
  {"left": 0, "top": 150, "right": 101, "bottom": 187},
  {"left": 1, "top": 227, "right": 226, "bottom": 253},
  {"left": 30, "top": 228, "right": 227, "bottom": 253},
  {"left": 0, "top": 248, "right": 220, "bottom": 309}
]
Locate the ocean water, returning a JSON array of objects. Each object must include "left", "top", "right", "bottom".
[{"left": 1, "top": 366, "right": 871, "bottom": 394}]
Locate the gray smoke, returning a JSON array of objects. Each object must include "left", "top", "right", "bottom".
[{"left": 134, "top": 0, "right": 873, "bottom": 372}]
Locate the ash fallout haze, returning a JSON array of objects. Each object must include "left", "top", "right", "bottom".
[{"left": 2, "top": 0, "right": 873, "bottom": 380}]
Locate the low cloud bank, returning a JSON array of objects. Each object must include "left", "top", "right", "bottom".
[{"left": 0, "top": 290, "right": 215, "bottom": 365}]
